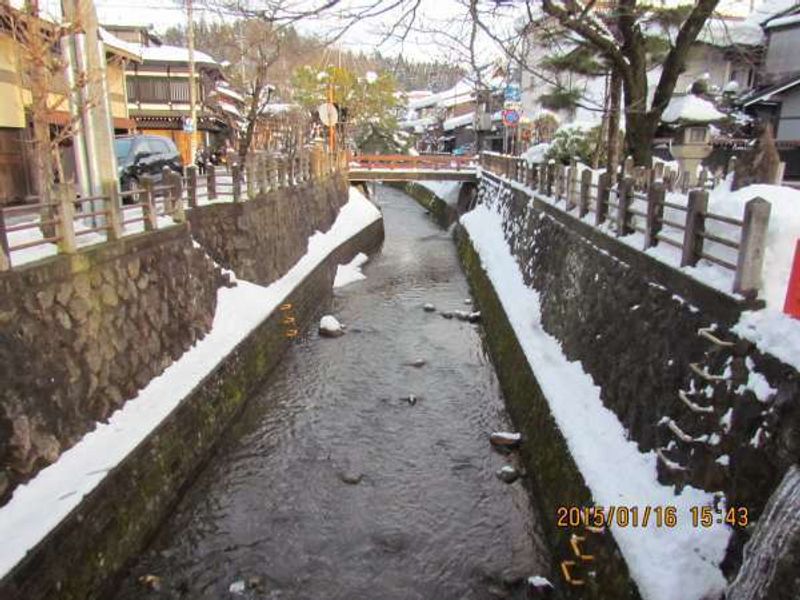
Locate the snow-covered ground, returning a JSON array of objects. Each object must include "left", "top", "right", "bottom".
[
  {"left": 0, "top": 187, "right": 381, "bottom": 579},
  {"left": 417, "top": 180, "right": 462, "bottom": 206},
  {"left": 333, "top": 252, "right": 369, "bottom": 288},
  {"left": 461, "top": 203, "right": 729, "bottom": 600}
]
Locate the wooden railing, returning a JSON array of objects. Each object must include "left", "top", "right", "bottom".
[
  {"left": 349, "top": 153, "right": 478, "bottom": 172},
  {"left": 480, "top": 153, "right": 771, "bottom": 297},
  {"left": 0, "top": 146, "right": 346, "bottom": 271}
]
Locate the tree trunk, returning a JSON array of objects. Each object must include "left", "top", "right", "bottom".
[
  {"left": 605, "top": 69, "right": 622, "bottom": 184},
  {"left": 624, "top": 112, "right": 657, "bottom": 167}
]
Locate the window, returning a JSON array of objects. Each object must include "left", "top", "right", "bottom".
[{"left": 688, "top": 127, "right": 707, "bottom": 143}]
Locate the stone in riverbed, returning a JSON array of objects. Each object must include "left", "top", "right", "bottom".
[
  {"left": 319, "top": 315, "right": 344, "bottom": 337},
  {"left": 404, "top": 394, "right": 419, "bottom": 406},
  {"left": 526, "top": 575, "right": 554, "bottom": 598},
  {"left": 440, "top": 311, "right": 454, "bottom": 319},
  {"left": 229, "top": 579, "right": 246, "bottom": 594},
  {"left": 339, "top": 471, "right": 364, "bottom": 485},
  {"left": 496, "top": 465, "right": 520, "bottom": 484},
  {"left": 406, "top": 358, "right": 426, "bottom": 368},
  {"left": 490, "top": 431, "right": 522, "bottom": 450},
  {"left": 423, "top": 303, "right": 436, "bottom": 312},
  {"left": 139, "top": 574, "right": 162, "bottom": 591}
]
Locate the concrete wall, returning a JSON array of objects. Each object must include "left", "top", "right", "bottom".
[{"left": 470, "top": 173, "right": 800, "bottom": 580}]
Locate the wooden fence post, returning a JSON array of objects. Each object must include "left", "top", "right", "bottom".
[
  {"left": 0, "top": 212, "right": 10, "bottom": 270},
  {"left": 596, "top": 172, "right": 610, "bottom": 226},
  {"left": 567, "top": 164, "right": 579, "bottom": 211},
  {"left": 734, "top": 197, "right": 771, "bottom": 296},
  {"left": 102, "top": 181, "right": 123, "bottom": 241},
  {"left": 141, "top": 176, "right": 157, "bottom": 231},
  {"left": 168, "top": 170, "right": 185, "bottom": 222},
  {"left": 616, "top": 176, "right": 634, "bottom": 236},
  {"left": 579, "top": 168, "right": 591, "bottom": 218},
  {"left": 644, "top": 181, "right": 665, "bottom": 248},
  {"left": 187, "top": 165, "right": 198, "bottom": 208},
  {"left": 539, "top": 164, "right": 547, "bottom": 194},
  {"left": 623, "top": 156, "right": 634, "bottom": 177},
  {"left": 680, "top": 171, "right": 690, "bottom": 194},
  {"left": 547, "top": 163, "right": 555, "bottom": 197},
  {"left": 55, "top": 183, "right": 77, "bottom": 253},
  {"left": 556, "top": 165, "right": 566, "bottom": 201},
  {"left": 653, "top": 162, "right": 664, "bottom": 183},
  {"left": 681, "top": 189, "right": 708, "bottom": 267},
  {"left": 207, "top": 165, "right": 217, "bottom": 200},
  {"left": 232, "top": 164, "right": 242, "bottom": 202}
]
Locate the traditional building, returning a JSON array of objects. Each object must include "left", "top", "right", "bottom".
[
  {"left": 0, "top": 4, "right": 139, "bottom": 202},
  {"left": 105, "top": 25, "right": 231, "bottom": 165}
]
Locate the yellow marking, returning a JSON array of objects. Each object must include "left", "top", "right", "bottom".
[
  {"left": 284, "top": 329, "right": 299, "bottom": 338},
  {"left": 560, "top": 560, "right": 585, "bottom": 586},
  {"left": 281, "top": 316, "right": 296, "bottom": 325},
  {"left": 570, "top": 534, "right": 594, "bottom": 561},
  {"left": 279, "top": 303, "right": 293, "bottom": 311}
]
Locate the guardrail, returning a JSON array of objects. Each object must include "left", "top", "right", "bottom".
[
  {"left": 0, "top": 146, "right": 347, "bottom": 271},
  {"left": 480, "top": 153, "right": 771, "bottom": 297},
  {"left": 349, "top": 153, "right": 478, "bottom": 171}
]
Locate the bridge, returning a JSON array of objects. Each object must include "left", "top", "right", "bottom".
[{"left": 347, "top": 154, "right": 478, "bottom": 182}]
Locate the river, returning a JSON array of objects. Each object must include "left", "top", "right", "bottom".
[{"left": 113, "top": 184, "right": 552, "bottom": 600}]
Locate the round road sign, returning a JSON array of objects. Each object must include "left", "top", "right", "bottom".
[
  {"left": 502, "top": 109, "right": 520, "bottom": 127},
  {"left": 318, "top": 103, "right": 339, "bottom": 126}
]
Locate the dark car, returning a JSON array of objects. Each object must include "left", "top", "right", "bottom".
[{"left": 114, "top": 135, "right": 183, "bottom": 197}]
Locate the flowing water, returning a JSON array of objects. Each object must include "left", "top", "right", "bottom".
[{"left": 113, "top": 185, "right": 552, "bottom": 600}]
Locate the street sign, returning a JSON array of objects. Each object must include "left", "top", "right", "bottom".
[
  {"left": 502, "top": 109, "right": 520, "bottom": 127},
  {"left": 318, "top": 103, "right": 339, "bottom": 126},
  {"left": 182, "top": 116, "right": 195, "bottom": 133},
  {"left": 504, "top": 83, "right": 521, "bottom": 103}
]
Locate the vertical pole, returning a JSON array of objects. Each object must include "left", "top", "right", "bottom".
[
  {"left": 681, "top": 189, "right": 709, "bottom": 267},
  {"left": 734, "top": 197, "right": 772, "bottom": 296},
  {"left": 187, "top": 165, "right": 198, "bottom": 208},
  {"left": 644, "top": 182, "right": 665, "bottom": 248},
  {"left": 596, "top": 172, "right": 610, "bottom": 226},
  {"left": 169, "top": 171, "right": 185, "bottom": 222},
  {"left": 186, "top": 0, "right": 198, "bottom": 166},
  {"left": 55, "top": 183, "right": 77, "bottom": 254},
  {"left": 579, "top": 168, "right": 591, "bottom": 218},
  {"left": 232, "top": 164, "right": 241, "bottom": 202},
  {"left": 616, "top": 176, "right": 634, "bottom": 236},
  {"left": 546, "top": 163, "right": 555, "bottom": 197},
  {"left": 207, "top": 165, "right": 217, "bottom": 200}
]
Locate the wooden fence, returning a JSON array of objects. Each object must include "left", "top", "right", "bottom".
[
  {"left": 349, "top": 153, "right": 477, "bottom": 172},
  {"left": 0, "top": 146, "right": 346, "bottom": 271},
  {"left": 480, "top": 153, "right": 771, "bottom": 297}
]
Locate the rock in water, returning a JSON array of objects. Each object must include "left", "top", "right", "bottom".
[
  {"left": 526, "top": 575, "right": 554, "bottom": 598},
  {"left": 423, "top": 303, "right": 436, "bottom": 312},
  {"left": 405, "top": 394, "right": 419, "bottom": 406},
  {"left": 464, "top": 298, "right": 472, "bottom": 305},
  {"left": 440, "top": 311, "right": 454, "bottom": 319},
  {"left": 229, "top": 580, "right": 246, "bottom": 595},
  {"left": 407, "top": 358, "right": 426, "bottom": 368},
  {"left": 139, "top": 574, "right": 162, "bottom": 591},
  {"left": 454, "top": 310, "right": 471, "bottom": 321},
  {"left": 467, "top": 311, "right": 482, "bottom": 323},
  {"left": 319, "top": 315, "right": 344, "bottom": 337},
  {"left": 339, "top": 471, "right": 363, "bottom": 485},
  {"left": 496, "top": 465, "right": 520, "bottom": 484},
  {"left": 490, "top": 431, "right": 522, "bottom": 450}
]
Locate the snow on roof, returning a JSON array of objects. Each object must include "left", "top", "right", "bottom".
[
  {"left": 748, "top": 0, "right": 800, "bottom": 25},
  {"left": 98, "top": 27, "right": 143, "bottom": 62},
  {"left": 698, "top": 17, "right": 765, "bottom": 47},
  {"left": 765, "top": 11, "right": 800, "bottom": 28},
  {"left": 137, "top": 44, "right": 219, "bottom": 67},
  {"left": 262, "top": 103, "right": 299, "bottom": 114},
  {"left": 443, "top": 112, "right": 474, "bottom": 131},
  {"left": 215, "top": 85, "right": 244, "bottom": 103},
  {"left": 219, "top": 102, "right": 242, "bottom": 118},
  {"left": 662, "top": 94, "right": 725, "bottom": 123}
]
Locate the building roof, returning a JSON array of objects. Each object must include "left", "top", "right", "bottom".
[
  {"left": 99, "top": 27, "right": 143, "bottom": 62},
  {"left": 741, "top": 73, "right": 800, "bottom": 106},
  {"left": 135, "top": 44, "right": 219, "bottom": 67}
]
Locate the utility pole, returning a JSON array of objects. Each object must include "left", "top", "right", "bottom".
[{"left": 187, "top": 0, "right": 197, "bottom": 165}]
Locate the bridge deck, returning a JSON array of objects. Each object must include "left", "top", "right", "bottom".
[{"left": 347, "top": 154, "right": 478, "bottom": 182}]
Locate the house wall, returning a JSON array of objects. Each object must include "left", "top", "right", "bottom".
[
  {"left": 675, "top": 44, "right": 743, "bottom": 92},
  {"left": 776, "top": 87, "right": 800, "bottom": 141},
  {"left": 106, "top": 62, "right": 129, "bottom": 121},
  {"left": 0, "top": 36, "right": 25, "bottom": 129},
  {"left": 764, "top": 26, "right": 800, "bottom": 85}
]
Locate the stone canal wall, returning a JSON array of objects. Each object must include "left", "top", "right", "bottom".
[
  {"left": 0, "top": 198, "right": 384, "bottom": 600},
  {"left": 0, "top": 225, "right": 223, "bottom": 504},
  {"left": 0, "top": 174, "right": 349, "bottom": 506},
  {"left": 390, "top": 181, "right": 476, "bottom": 228},
  {"left": 459, "top": 172, "right": 800, "bottom": 591},
  {"left": 188, "top": 174, "right": 349, "bottom": 285}
]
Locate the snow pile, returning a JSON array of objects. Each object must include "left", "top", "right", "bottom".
[
  {"left": 0, "top": 187, "right": 381, "bottom": 579},
  {"left": 418, "top": 180, "right": 461, "bottom": 206},
  {"left": 522, "top": 143, "right": 550, "bottom": 166},
  {"left": 333, "top": 252, "right": 369, "bottom": 288},
  {"left": 662, "top": 95, "right": 725, "bottom": 123},
  {"left": 319, "top": 315, "right": 344, "bottom": 337},
  {"left": 461, "top": 203, "right": 729, "bottom": 600}
]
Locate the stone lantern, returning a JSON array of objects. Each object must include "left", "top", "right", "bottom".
[{"left": 662, "top": 93, "right": 725, "bottom": 182}]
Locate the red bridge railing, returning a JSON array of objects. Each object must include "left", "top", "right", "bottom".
[{"left": 348, "top": 154, "right": 478, "bottom": 171}]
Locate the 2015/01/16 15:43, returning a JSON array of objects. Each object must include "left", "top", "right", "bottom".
[{"left": 556, "top": 505, "right": 749, "bottom": 529}]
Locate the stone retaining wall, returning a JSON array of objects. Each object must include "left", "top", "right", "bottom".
[
  {"left": 188, "top": 174, "right": 349, "bottom": 285},
  {"left": 476, "top": 172, "right": 800, "bottom": 579},
  {"left": 0, "top": 226, "right": 223, "bottom": 504},
  {"left": 0, "top": 215, "right": 385, "bottom": 600}
]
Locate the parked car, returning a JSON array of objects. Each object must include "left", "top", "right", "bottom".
[{"left": 114, "top": 134, "right": 183, "bottom": 199}]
